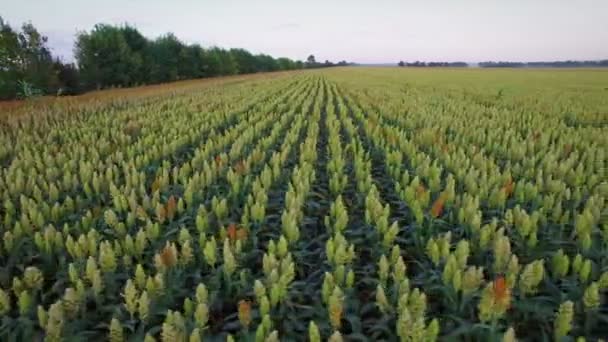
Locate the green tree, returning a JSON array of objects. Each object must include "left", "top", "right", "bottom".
[
  {"left": 146, "top": 33, "right": 183, "bottom": 83},
  {"left": 0, "top": 17, "right": 60, "bottom": 99},
  {"left": 206, "top": 47, "right": 237, "bottom": 76},
  {"left": 53, "top": 60, "right": 80, "bottom": 95},
  {"left": 178, "top": 44, "right": 205, "bottom": 79},
  {"left": 255, "top": 54, "right": 279, "bottom": 72},
  {"left": 18, "top": 23, "right": 59, "bottom": 94},
  {"left": 203, "top": 47, "right": 222, "bottom": 77},
  {"left": 75, "top": 24, "right": 141, "bottom": 89},
  {"left": 230, "top": 48, "right": 256, "bottom": 74},
  {"left": 305, "top": 54, "right": 316, "bottom": 68},
  {"left": 120, "top": 25, "right": 147, "bottom": 85},
  {"left": 277, "top": 57, "right": 296, "bottom": 70},
  {"left": 0, "top": 17, "right": 21, "bottom": 99}
]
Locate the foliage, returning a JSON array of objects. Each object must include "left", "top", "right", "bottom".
[
  {"left": 2, "top": 17, "right": 349, "bottom": 100},
  {"left": 0, "top": 16, "right": 64, "bottom": 100},
  {"left": 74, "top": 24, "right": 325, "bottom": 90}
]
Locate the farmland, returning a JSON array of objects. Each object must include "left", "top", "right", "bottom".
[{"left": 0, "top": 67, "right": 606, "bottom": 341}]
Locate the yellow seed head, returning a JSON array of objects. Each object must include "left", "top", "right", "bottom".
[
  {"left": 426, "top": 318, "right": 440, "bottom": 342},
  {"left": 109, "top": 318, "right": 124, "bottom": 342},
  {"left": 554, "top": 300, "right": 574, "bottom": 340},
  {"left": 194, "top": 303, "right": 209, "bottom": 328},
  {"left": 309, "top": 321, "right": 321, "bottom": 342},
  {"left": 18, "top": 290, "right": 32, "bottom": 315},
  {"left": 579, "top": 259, "right": 592, "bottom": 283},
  {"left": 99, "top": 241, "right": 117, "bottom": 273},
  {"left": 62, "top": 288, "right": 81, "bottom": 318},
  {"left": 376, "top": 284, "right": 390, "bottom": 313},
  {"left": 328, "top": 287, "right": 344, "bottom": 330},
  {"left": 583, "top": 282, "right": 600, "bottom": 310},
  {"left": 552, "top": 249, "right": 570, "bottom": 278},
  {"left": 123, "top": 280, "right": 138, "bottom": 317},
  {"left": 0, "top": 289, "right": 11, "bottom": 315},
  {"left": 502, "top": 327, "right": 516, "bottom": 342},
  {"left": 138, "top": 291, "right": 150, "bottom": 322},
  {"left": 23, "top": 266, "right": 44, "bottom": 290},
  {"left": 378, "top": 255, "right": 390, "bottom": 285},
  {"left": 519, "top": 260, "right": 545, "bottom": 295}
]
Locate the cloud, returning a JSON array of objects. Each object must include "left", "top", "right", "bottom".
[{"left": 270, "top": 23, "right": 301, "bottom": 30}]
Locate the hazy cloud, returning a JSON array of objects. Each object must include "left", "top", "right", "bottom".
[
  {"left": 3, "top": 0, "right": 608, "bottom": 64},
  {"left": 270, "top": 23, "right": 301, "bottom": 30}
]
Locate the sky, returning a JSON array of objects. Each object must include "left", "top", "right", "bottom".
[{"left": 3, "top": 0, "right": 608, "bottom": 64}]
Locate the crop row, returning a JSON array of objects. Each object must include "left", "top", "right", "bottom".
[{"left": 0, "top": 70, "right": 606, "bottom": 341}]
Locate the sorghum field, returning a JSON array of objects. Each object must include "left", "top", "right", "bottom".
[{"left": 0, "top": 68, "right": 606, "bottom": 342}]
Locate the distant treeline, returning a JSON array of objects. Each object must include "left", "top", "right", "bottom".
[
  {"left": 306, "top": 55, "right": 350, "bottom": 69},
  {"left": 396, "top": 60, "right": 608, "bottom": 68},
  {"left": 479, "top": 60, "right": 608, "bottom": 68},
  {"left": 398, "top": 61, "right": 469, "bottom": 67},
  {"left": 0, "top": 17, "right": 348, "bottom": 100}
]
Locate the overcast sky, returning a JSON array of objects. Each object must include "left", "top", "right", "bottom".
[{"left": 3, "top": 0, "right": 608, "bottom": 63}]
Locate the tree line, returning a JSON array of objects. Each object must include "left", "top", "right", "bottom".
[
  {"left": 305, "top": 55, "right": 350, "bottom": 68},
  {"left": 396, "top": 60, "right": 608, "bottom": 68},
  {"left": 0, "top": 17, "right": 348, "bottom": 100},
  {"left": 397, "top": 61, "right": 468, "bottom": 67},
  {"left": 479, "top": 60, "right": 608, "bottom": 68}
]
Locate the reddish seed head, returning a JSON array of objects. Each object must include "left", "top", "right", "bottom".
[
  {"left": 159, "top": 243, "right": 177, "bottom": 268},
  {"left": 227, "top": 223, "right": 237, "bottom": 241},
  {"left": 166, "top": 195, "right": 177, "bottom": 220},
  {"left": 502, "top": 177, "right": 514, "bottom": 197},
  {"left": 493, "top": 276, "right": 511, "bottom": 308},
  {"left": 430, "top": 195, "right": 446, "bottom": 218},
  {"left": 236, "top": 228, "right": 248, "bottom": 241},
  {"left": 238, "top": 300, "right": 252, "bottom": 328},
  {"left": 234, "top": 161, "right": 246, "bottom": 175}
]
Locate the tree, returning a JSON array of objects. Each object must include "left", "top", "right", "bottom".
[
  {"left": 230, "top": 48, "right": 257, "bottom": 74},
  {"left": 177, "top": 44, "right": 204, "bottom": 79},
  {"left": 277, "top": 57, "right": 298, "bottom": 70},
  {"left": 0, "top": 17, "right": 22, "bottom": 99},
  {"left": 18, "top": 23, "right": 59, "bottom": 93},
  {"left": 120, "top": 25, "right": 147, "bottom": 84},
  {"left": 205, "top": 47, "right": 237, "bottom": 76},
  {"left": 276, "top": 57, "right": 291, "bottom": 70},
  {"left": 54, "top": 60, "right": 80, "bottom": 95},
  {"left": 203, "top": 47, "right": 223, "bottom": 77},
  {"left": 306, "top": 54, "right": 317, "bottom": 68},
  {"left": 75, "top": 24, "right": 141, "bottom": 89},
  {"left": 0, "top": 17, "right": 61, "bottom": 99},
  {"left": 398, "top": 61, "right": 405, "bottom": 67},
  {"left": 145, "top": 33, "right": 183, "bottom": 83},
  {"left": 302, "top": 55, "right": 345, "bottom": 69},
  {"left": 254, "top": 54, "right": 279, "bottom": 72}
]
